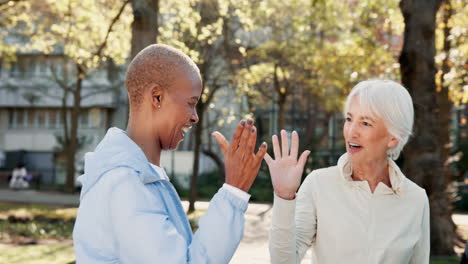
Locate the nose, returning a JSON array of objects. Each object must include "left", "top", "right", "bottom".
[
  {"left": 191, "top": 109, "right": 199, "bottom": 124},
  {"left": 348, "top": 122, "right": 360, "bottom": 138}
]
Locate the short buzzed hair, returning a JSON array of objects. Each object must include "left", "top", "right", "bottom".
[{"left": 125, "top": 44, "right": 201, "bottom": 109}]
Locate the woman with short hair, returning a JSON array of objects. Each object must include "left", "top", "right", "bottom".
[{"left": 266, "top": 79, "right": 429, "bottom": 264}]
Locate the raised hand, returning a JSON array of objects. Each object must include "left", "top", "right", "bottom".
[
  {"left": 212, "top": 118, "right": 268, "bottom": 192},
  {"left": 264, "top": 130, "right": 310, "bottom": 200}
]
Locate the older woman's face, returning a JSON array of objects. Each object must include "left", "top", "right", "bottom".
[{"left": 343, "top": 97, "right": 397, "bottom": 165}]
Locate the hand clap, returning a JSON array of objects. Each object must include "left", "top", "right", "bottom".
[
  {"left": 212, "top": 118, "right": 268, "bottom": 192},
  {"left": 264, "top": 130, "right": 310, "bottom": 200}
]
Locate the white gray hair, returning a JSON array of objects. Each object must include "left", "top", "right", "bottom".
[{"left": 343, "top": 79, "right": 414, "bottom": 160}]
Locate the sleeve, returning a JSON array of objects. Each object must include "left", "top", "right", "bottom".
[
  {"left": 222, "top": 183, "right": 251, "bottom": 201},
  {"left": 109, "top": 176, "right": 248, "bottom": 264},
  {"left": 269, "top": 173, "right": 317, "bottom": 264},
  {"left": 410, "top": 192, "right": 430, "bottom": 264}
]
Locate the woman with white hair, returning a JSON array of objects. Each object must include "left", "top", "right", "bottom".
[{"left": 266, "top": 79, "right": 429, "bottom": 264}]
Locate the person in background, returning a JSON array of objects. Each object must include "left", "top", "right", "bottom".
[
  {"left": 267, "top": 79, "right": 429, "bottom": 264},
  {"left": 9, "top": 163, "right": 29, "bottom": 190}
]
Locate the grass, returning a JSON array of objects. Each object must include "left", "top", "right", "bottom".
[
  {"left": 0, "top": 202, "right": 77, "bottom": 244},
  {"left": 0, "top": 243, "right": 75, "bottom": 264},
  {"left": 430, "top": 256, "right": 461, "bottom": 263}
]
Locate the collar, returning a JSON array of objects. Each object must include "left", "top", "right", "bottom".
[
  {"left": 100, "top": 127, "right": 167, "bottom": 184},
  {"left": 337, "top": 153, "right": 405, "bottom": 195}
]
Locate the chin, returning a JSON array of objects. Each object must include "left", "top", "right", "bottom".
[{"left": 164, "top": 138, "right": 182, "bottom": 150}]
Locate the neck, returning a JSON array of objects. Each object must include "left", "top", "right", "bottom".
[
  {"left": 351, "top": 156, "right": 390, "bottom": 193},
  {"left": 126, "top": 114, "right": 162, "bottom": 166}
]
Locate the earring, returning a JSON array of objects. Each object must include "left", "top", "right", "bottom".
[{"left": 157, "top": 104, "right": 161, "bottom": 108}]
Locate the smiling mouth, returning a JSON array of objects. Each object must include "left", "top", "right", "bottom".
[
  {"left": 181, "top": 126, "right": 192, "bottom": 137},
  {"left": 348, "top": 142, "right": 363, "bottom": 151}
]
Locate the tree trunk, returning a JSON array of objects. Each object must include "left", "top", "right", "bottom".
[
  {"left": 273, "top": 64, "right": 287, "bottom": 131},
  {"left": 130, "top": 0, "right": 159, "bottom": 59},
  {"left": 188, "top": 105, "right": 204, "bottom": 213},
  {"left": 437, "top": 0, "right": 453, "bottom": 170},
  {"left": 399, "top": 0, "right": 456, "bottom": 255},
  {"left": 121, "top": 0, "right": 159, "bottom": 128},
  {"left": 65, "top": 64, "right": 83, "bottom": 193},
  {"left": 278, "top": 95, "right": 286, "bottom": 131}
]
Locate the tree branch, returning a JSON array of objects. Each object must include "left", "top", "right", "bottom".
[
  {"left": 94, "top": 0, "right": 130, "bottom": 58},
  {"left": 82, "top": 80, "right": 123, "bottom": 99},
  {"left": 201, "top": 148, "right": 225, "bottom": 177},
  {"left": 49, "top": 62, "right": 74, "bottom": 92}
]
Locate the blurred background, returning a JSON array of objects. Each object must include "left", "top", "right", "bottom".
[{"left": 0, "top": 0, "right": 467, "bottom": 263}]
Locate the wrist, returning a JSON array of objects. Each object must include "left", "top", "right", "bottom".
[
  {"left": 275, "top": 191, "right": 296, "bottom": 200},
  {"left": 225, "top": 180, "right": 250, "bottom": 192}
]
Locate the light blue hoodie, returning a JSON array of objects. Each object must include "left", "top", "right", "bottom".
[{"left": 73, "top": 128, "right": 248, "bottom": 263}]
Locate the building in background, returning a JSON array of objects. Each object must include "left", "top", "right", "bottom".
[
  {"left": 0, "top": 51, "right": 221, "bottom": 188},
  {"left": 0, "top": 52, "right": 117, "bottom": 186}
]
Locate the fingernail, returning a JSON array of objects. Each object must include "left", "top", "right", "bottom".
[
  {"left": 240, "top": 120, "right": 245, "bottom": 126},
  {"left": 247, "top": 119, "right": 253, "bottom": 125},
  {"left": 251, "top": 127, "right": 255, "bottom": 133},
  {"left": 261, "top": 142, "right": 267, "bottom": 148}
]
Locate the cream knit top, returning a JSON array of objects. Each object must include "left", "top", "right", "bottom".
[{"left": 269, "top": 153, "right": 429, "bottom": 264}]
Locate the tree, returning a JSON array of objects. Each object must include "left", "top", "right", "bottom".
[
  {"left": 399, "top": 0, "right": 457, "bottom": 255},
  {"left": 3, "top": 0, "right": 132, "bottom": 192},
  {"left": 0, "top": 0, "right": 33, "bottom": 63},
  {"left": 130, "top": 0, "right": 159, "bottom": 59},
  {"left": 236, "top": 0, "right": 403, "bottom": 169},
  {"left": 435, "top": 0, "right": 468, "bottom": 107},
  {"left": 115, "top": 0, "right": 160, "bottom": 129}
]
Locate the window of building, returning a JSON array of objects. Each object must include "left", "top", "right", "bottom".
[
  {"left": 89, "top": 108, "right": 101, "bottom": 128},
  {"left": 7, "top": 108, "right": 106, "bottom": 130},
  {"left": 16, "top": 109, "right": 25, "bottom": 128},
  {"left": 37, "top": 110, "right": 47, "bottom": 128},
  {"left": 27, "top": 109, "right": 36, "bottom": 128},
  {"left": 79, "top": 109, "right": 89, "bottom": 128},
  {"left": 39, "top": 56, "right": 47, "bottom": 74},
  {"left": 9, "top": 61, "right": 18, "bottom": 77},
  {"left": 48, "top": 110, "right": 58, "bottom": 129}
]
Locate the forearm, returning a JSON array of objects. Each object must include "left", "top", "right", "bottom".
[
  {"left": 269, "top": 193, "right": 300, "bottom": 264},
  {"left": 189, "top": 187, "right": 248, "bottom": 264}
]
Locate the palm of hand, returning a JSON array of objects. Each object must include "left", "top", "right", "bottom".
[
  {"left": 264, "top": 130, "right": 310, "bottom": 200},
  {"left": 269, "top": 156, "right": 302, "bottom": 194}
]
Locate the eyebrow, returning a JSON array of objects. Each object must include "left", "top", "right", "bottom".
[{"left": 346, "top": 112, "right": 375, "bottom": 122}]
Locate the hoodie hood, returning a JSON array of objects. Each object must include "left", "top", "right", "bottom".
[{"left": 78, "top": 127, "right": 164, "bottom": 201}]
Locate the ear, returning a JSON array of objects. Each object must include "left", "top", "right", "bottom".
[
  {"left": 150, "top": 84, "right": 164, "bottom": 109},
  {"left": 387, "top": 135, "right": 399, "bottom": 149}
]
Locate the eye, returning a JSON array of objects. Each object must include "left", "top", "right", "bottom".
[
  {"left": 345, "top": 117, "right": 352, "bottom": 122},
  {"left": 363, "top": 121, "right": 372, "bottom": 127}
]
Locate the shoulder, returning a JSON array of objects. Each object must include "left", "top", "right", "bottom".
[
  {"left": 99, "top": 167, "right": 140, "bottom": 190},
  {"left": 303, "top": 165, "right": 340, "bottom": 185},
  {"left": 300, "top": 165, "right": 340, "bottom": 193},
  {"left": 104, "top": 168, "right": 163, "bottom": 212},
  {"left": 402, "top": 177, "right": 429, "bottom": 207}
]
